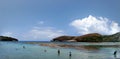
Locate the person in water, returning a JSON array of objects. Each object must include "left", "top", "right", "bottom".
[
  {"left": 44, "top": 50, "right": 47, "bottom": 52},
  {"left": 69, "top": 52, "right": 72, "bottom": 57},
  {"left": 23, "top": 46, "right": 25, "bottom": 49},
  {"left": 113, "top": 50, "right": 117, "bottom": 58},
  {"left": 58, "top": 49, "right": 60, "bottom": 56},
  {"left": 69, "top": 51, "right": 72, "bottom": 59}
]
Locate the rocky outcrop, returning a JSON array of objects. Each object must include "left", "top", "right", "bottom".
[
  {"left": 74, "top": 33, "right": 102, "bottom": 42},
  {"left": 102, "top": 32, "right": 120, "bottom": 42},
  {"left": 52, "top": 36, "right": 76, "bottom": 42},
  {"left": 52, "top": 32, "right": 120, "bottom": 42},
  {"left": 0, "top": 36, "right": 18, "bottom": 41}
]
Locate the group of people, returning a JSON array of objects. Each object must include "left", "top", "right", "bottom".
[
  {"left": 58, "top": 50, "right": 118, "bottom": 59},
  {"left": 22, "top": 46, "right": 71, "bottom": 57},
  {"left": 58, "top": 49, "right": 72, "bottom": 59},
  {"left": 22, "top": 46, "right": 118, "bottom": 59},
  {"left": 44, "top": 49, "right": 72, "bottom": 58},
  {"left": 58, "top": 49, "right": 72, "bottom": 57},
  {"left": 20, "top": 46, "right": 120, "bottom": 59}
]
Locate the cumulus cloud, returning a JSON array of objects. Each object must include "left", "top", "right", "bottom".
[
  {"left": 70, "top": 15, "right": 120, "bottom": 35},
  {"left": 23, "top": 27, "right": 65, "bottom": 41}
]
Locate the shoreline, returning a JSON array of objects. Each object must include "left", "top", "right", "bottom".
[{"left": 39, "top": 43, "right": 120, "bottom": 50}]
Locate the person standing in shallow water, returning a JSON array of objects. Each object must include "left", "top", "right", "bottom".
[
  {"left": 69, "top": 52, "right": 72, "bottom": 59},
  {"left": 58, "top": 49, "right": 60, "bottom": 56},
  {"left": 113, "top": 50, "right": 117, "bottom": 58},
  {"left": 69, "top": 52, "right": 72, "bottom": 57}
]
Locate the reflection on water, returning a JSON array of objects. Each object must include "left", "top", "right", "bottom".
[{"left": 0, "top": 42, "right": 120, "bottom": 59}]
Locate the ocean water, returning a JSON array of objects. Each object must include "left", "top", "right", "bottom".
[{"left": 0, "top": 41, "right": 120, "bottom": 59}]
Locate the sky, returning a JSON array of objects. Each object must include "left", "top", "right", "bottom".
[{"left": 0, "top": 0, "right": 120, "bottom": 41}]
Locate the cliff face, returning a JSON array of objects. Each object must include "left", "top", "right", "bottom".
[
  {"left": 52, "top": 32, "right": 120, "bottom": 42},
  {"left": 0, "top": 36, "right": 18, "bottom": 41}
]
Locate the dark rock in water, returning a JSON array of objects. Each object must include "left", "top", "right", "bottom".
[
  {"left": 52, "top": 32, "right": 120, "bottom": 42},
  {"left": 0, "top": 36, "right": 18, "bottom": 41}
]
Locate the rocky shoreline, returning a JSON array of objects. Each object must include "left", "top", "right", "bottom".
[{"left": 40, "top": 43, "right": 119, "bottom": 50}]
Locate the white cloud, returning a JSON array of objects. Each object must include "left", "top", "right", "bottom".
[
  {"left": 23, "top": 27, "right": 65, "bottom": 41},
  {"left": 1, "top": 32, "right": 13, "bottom": 37},
  {"left": 37, "top": 21, "right": 44, "bottom": 25},
  {"left": 70, "top": 15, "right": 120, "bottom": 35}
]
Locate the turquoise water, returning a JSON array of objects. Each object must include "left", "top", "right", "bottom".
[{"left": 0, "top": 42, "right": 120, "bottom": 59}]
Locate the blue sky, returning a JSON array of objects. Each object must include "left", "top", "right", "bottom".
[{"left": 0, "top": 0, "right": 120, "bottom": 41}]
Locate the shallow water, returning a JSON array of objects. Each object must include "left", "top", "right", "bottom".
[{"left": 0, "top": 42, "right": 120, "bottom": 59}]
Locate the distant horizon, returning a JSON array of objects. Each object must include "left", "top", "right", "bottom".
[{"left": 1, "top": 31, "right": 120, "bottom": 41}]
